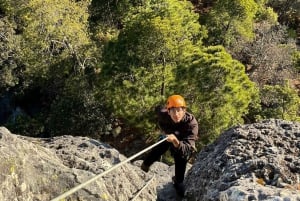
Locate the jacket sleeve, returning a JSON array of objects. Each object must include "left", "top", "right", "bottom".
[
  {"left": 155, "top": 105, "right": 173, "bottom": 134},
  {"left": 177, "top": 116, "right": 198, "bottom": 157}
]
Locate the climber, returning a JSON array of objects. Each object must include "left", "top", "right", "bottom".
[{"left": 141, "top": 94, "right": 199, "bottom": 197}]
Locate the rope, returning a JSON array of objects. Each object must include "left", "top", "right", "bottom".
[
  {"left": 131, "top": 175, "right": 155, "bottom": 201},
  {"left": 50, "top": 137, "right": 167, "bottom": 201}
]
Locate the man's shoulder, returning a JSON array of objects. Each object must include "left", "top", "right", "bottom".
[{"left": 184, "top": 112, "right": 198, "bottom": 123}]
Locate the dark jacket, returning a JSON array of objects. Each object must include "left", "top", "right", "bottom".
[{"left": 156, "top": 106, "right": 199, "bottom": 157}]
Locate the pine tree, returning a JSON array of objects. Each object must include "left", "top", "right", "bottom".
[
  {"left": 177, "top": 46, "right": 260, "bottom": 145},
  {"left": 98, "top": 0, "right": 206, "bottom": 133},
  {"left": 260, "top": 84, "right": 300, "bottom": 121}
]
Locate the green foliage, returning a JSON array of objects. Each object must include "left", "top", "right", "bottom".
[
  {"left": 99, "top": 0, "right": 205, "bottom": 133},
  {"left": 102, "top": 0, "right": 205, "bottom": 71},
  {"left": 47, "top": 75, "right": 108, "bottom": 137},
  {"left": 0, "top": 17, "right": 21, "bottom": 94},
  {"left": 254, "top": 0, "right": 278, "bottom": 23},
  {"left": 202, "top": 0, "right": 277, "bottom": 46},
  {"left": 203, "top": 0, "right": 258, "bottom": 45},
  {"left": 0, "top": 0, "right": 23, "bottom": 16},
  {"left": 0, "top": 0, "right": 297, "bottom": 150},
  {"left": 177, "top": 46, "right": 260, "bottom": 145},
  {"left": 89, "top": 0, "right": 136, "bottom": 30},
  {"left": 0, "top": 0, "right": 106, "bottom": 138},
  {"left": 5, "top": 111, "right": 45, "bottom": 137},
  {"left": 88, "top": 0, "right": 148, "bottom": 48},
  {"left": 11, "top": 0, "right": 97, "bottom": 82},
  {"left": 292, "top": 50, "right": 300, "bottom": 72},
  {"left": 259, "top": 84, "right": 300, "bottom": 121}
]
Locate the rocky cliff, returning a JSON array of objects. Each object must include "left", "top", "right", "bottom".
[
  {"left": 0, "top": 126, "right": 179, "bottom": 201},
  {"left": 184, "top": 119, "right": 300, "bottom": 201},
  {"left": 0, "top": 119, "right": 299, "bottom": 201}
]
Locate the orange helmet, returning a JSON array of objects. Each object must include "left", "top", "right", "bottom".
[{"left": 166, "top": 95, "right": 186, "bottom": 109}]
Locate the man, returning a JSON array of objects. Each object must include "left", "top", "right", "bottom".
[{"left": 141, "top": 95, "right": 198, "bottom": 197}]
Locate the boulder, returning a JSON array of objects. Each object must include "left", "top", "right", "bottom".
[
  {"left": 0, "top": 127, "right": 161, "bottom": 201},
  {"left": 184, "top": 119, "right": 300, "bottom": 201}
]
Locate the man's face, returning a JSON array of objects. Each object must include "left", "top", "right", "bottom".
[{"left": 168, "top": 107, "right": 186, "bottom": 123}]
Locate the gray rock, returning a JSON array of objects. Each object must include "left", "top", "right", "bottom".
[
  {"left": 184, "top": 119, "right": 300, "bottom": 201},
  {"left": 1, "top": 119, "right": 299, "bottom": 201},
  {"left": 0, "top": 127, "right": 159, "bottom": 201}
]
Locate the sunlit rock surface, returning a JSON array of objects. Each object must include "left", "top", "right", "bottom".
[{"left": 184, "top": 119, "right": 300, "bottom": 201}]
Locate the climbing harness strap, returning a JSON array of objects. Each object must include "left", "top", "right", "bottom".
[{"left": 50, "top": 137, "right": 167, "bottom": 201}]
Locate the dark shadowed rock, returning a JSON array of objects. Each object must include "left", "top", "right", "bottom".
[{"left": 184, "top": 119, "right": 300, "bottom": 201}]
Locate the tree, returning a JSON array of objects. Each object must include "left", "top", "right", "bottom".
[
  {"left": 47, "top": 75, "right": 108, "bottom": 137},
  {"left": 259, "top": 84, "right": 300, "bottom": 121},
  {"left": 88, "top": 0, "right": 136, "bottom": 31},
  {"left": 230, "top": 22, "right": 298, "bottom": 88},
  {"left": 1, "top": 0, "right": 102, "bottom": 137},
  {"left": 267, "top": 0, "right": 300, "bottom": 29},
  {"left": 98, "top": 0, "right": 206, "bottom": 133},
  {"left": 8, "top": 0, "right": 98, "bottom": 82},
  {"left": 202, "top": 0, "right": 277, "bottom": 46},
  {"left": 0, "top": 17, "right": 21, "bottom": 95},
  {"left": 177, "top": 46, "right": 260, "bottom": 145},
  {"left": 88, "top": 0, "right": 136, "bottom": 48}
]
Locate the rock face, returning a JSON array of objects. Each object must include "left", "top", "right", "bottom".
[
  {"left": 0, "top": 127, "right": 180, "bottom": 201},
  {"left": 184, "top": 119, "right": 300, "bottom": 201},
  {"left": 0, "top": 119, "right": 299, "bottom": 201}
]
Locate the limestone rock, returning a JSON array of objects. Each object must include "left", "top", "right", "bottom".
[
  {"left": 1, "top": 119, "right": 299, "bottom": 201},
  {"left": 184, "top": 119, "right": 300, "bottom": 201},
  {"left": 0, "top": 127, "right": 159, "bottom": 201}
]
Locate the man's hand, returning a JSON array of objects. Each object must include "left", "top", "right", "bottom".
[{"left": 166, "top": 134, "right": 180, "bottom": 148}]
